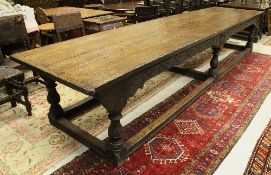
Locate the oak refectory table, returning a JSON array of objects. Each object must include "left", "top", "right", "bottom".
[{"left": 11, "top": 7, "right": 262, "bottom": 165}]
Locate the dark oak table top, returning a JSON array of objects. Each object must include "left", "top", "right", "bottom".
[
  {"left": 219, "top": 1, "right": 271, "bottom": 10},
  {"left": 43, "top": 7, "right": 113, "bottom": 18},
  {"left": 11, "top": 7, "right": 262, "bottom": 95}
]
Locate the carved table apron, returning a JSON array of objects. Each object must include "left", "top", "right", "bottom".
[{"left": 11, "top": 7, "right": 262, "bottom": 165}]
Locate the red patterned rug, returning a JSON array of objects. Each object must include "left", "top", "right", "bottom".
[
  {"left": 244, "top": 119, "right": 271, "bottom": 175},
  {"left": 53, "top": 52, "right": 271, "bottom": 175}
]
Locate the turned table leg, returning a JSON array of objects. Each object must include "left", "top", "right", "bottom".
[
  {"left": 96, "top": 84, "right": 138, "bottom": 165},
  {"left": 43, "top": 77, "right": 64, "bottom": 124},
  {"left": 208, "top": 46, "right": 221, "bottom": 78},
  {"left": 246, "top": 25, "right": 256, "bottom": 51},
  {"left": 107, "top": 112, "right": 127, "bottom": 165}
]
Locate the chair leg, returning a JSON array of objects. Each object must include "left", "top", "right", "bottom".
[
  {"left": 4, "top": 83, "right": 16, "bottom": 107},
  {"left": 0, "top": 48, "right": 4, "bottom": 65},
  {"left": 40, "top": 34, "right": 47, "bottom": 46},
  {"left": 33, "top": 71, "right": 39, "bottom": 84},
  {"left": 17, "top": 75, "right": 32, "bottom": 116},
  {"left": 22, "top": 85, "right": 32, "bottom": 116}
]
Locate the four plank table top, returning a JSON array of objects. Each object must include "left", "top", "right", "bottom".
[
  {"left": 43, "top": 7, "right": 114, "bottom": 19},
  {"left": 11, "top": 7, "right": 262, "bottom": 165}
]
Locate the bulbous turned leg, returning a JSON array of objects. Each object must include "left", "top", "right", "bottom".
[
  {"left": 43, "top": 77, "right": 64, "bottom": 124},
  {"left": 208, "top": 46, "right": 221, "bottom": 78},
  {"left": 107, "top": 112, "right": 127, "bottom": 165},
  {"left": 245, "top": 25, "right": 256, "bottom": 51},
  {"left": 96, "top": 79, "right": 145, "bottom": 165}
]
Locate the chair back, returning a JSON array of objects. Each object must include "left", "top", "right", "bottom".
[
  {"left": 135, "top": 6, "right": 159, "bottom": 23},
  {"left": 0, "top": 15, "right": 30, "bottom": 48},
  {"left": 0, "top": 15, "right": 30, "bottom": 65},
  {"left": 35, "top": 7, "right": 50, "bottom": 24},
  {"left": 53, "top": 12, "right": 86, "bottom": 42}
]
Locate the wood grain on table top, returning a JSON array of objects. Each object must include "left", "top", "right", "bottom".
[
  {"left": 11, "top": 7, "right": 262, "bottom": 95},
  {"left": 43, "top": 7, "right": 113, "bottom": 18}
]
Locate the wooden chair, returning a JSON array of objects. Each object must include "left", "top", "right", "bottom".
[
  {"left": 0, "top": 66, "right": 32, "bottom": 116},
  {"left": 53, "top": 12, "right": 86, "bottom": 42},
  {"left": 0, "top": 14, "right": 43, "bottom": 85},
  {"left": 35, "top": 7, "right": 50, "bottom": 24},
  {"left": 153, "top": 1, "right": 167, "bottom": 16},
  {"left": 154, "top": 0, "right": 182, "bottom": 15},
  {"left": 184, "top": 0, "right": 194, "bottom": 11},
  {"left": 35, "top": 7, "right": 55, "bottom": 45},
  {"left": 182, "top": 0, "right": 199, "bottom": 11},
  {"left": 168, "top": 0, "right": 182, "bottom": 14},
  {"left": 134, "top": 6, "right": 159, "bottom": 23},
  {"left": 0, "top": 14, "right": 30, "bottom": 68}
]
